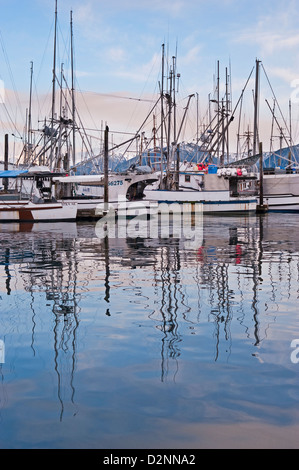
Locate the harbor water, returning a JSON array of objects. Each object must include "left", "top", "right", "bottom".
[{"left": 1, "top": 213, "right": 299, "bottom": 449}]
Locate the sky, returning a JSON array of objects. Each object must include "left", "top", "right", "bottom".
[{"left": 1, "top": 0, "right": 299, "bottom": 161}]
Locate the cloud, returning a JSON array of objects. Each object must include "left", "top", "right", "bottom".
[
  {"left": 267, "top": 67, "right": 299, "bottom": 85},
  {"left": 73, "top": 0, "right": 186, "bottom": 22},
  {"left": 75, "top": 3, "right": 95, "bottom": 24},
  {"left": 235, "top": 30, "right": 299, "bottom": 56},
  {"left": 106, "top": 47, "right": 128, "bottom": 64},
  {"left": 231, "top": 1, "right": 299, "bottom": 56},
  {"left": 75, "top": 70, "right": 94, "bottom": 78},
  {"left": 180, "top": 45, "right": 202, "bottom": 66},
  {"left": 103, "top": 0, "right": 186, "bottom": 17},
  {"left": 111, "top": 52, "right": 161, "bottom": 85}
]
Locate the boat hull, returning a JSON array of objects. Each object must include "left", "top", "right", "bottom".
[
  {"left": 143, "top": 189, "right": 257, "bottom": 213},
  {"left": 0, "top": 201, "right": 77, "bottom": 222},
  {"left": 264, "top": 195, "right": 299, "bottom": 212},
  {"left": 64, "top": 197, "right": 257, "bottom": 218},
  {"left": 61, "top": 198, "right": 156, "bottom": 219},
  {"left": 263, "top": 173, "right": 299, "bottom": 211}
]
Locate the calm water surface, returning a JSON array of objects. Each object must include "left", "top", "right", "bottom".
[{"left": 1, "top": 213, "right": 299, "bottom": 449}]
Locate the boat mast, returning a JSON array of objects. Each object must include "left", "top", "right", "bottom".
[
  {"left": 28, "top": 61, "right": 33, "bottom": 162},
  {"left": 289, "top": 99, "right": 292, "bottom": 167},
  {"left": 153, "top": 114, "right": 157, "bottom": 168},
  {"left": 225, "top": 66, "right": 229, "bottom": 162},
  {"left": 70, "top": 10, "right": 76, "bottom": 167},
  {"left": 221, "top": 98, "right": 225, "bottom": 165},
  {"left": 4, "top": 134, "right": 8, "bottom": 192},
  {"left": 104, "top": 125, "right": 109, "bottom": 204},
  {"left": 196, "top": 92, "right": 199, "bottom": 161},
  {"left": 236, "top": 92, "right": 243, "bottom": 158},
  {"left": 50, "top": 0, "right": 58, "bottom": 169},
  {"left": 253, "top": 59, "right": 260, "bottom": 157},
  {"left": 217, "top": 60, "right": 220, "bottom": 161},
  {"left": 159, "top": 43, "right": 165, "bottom": 187},
  {"left": 57, "top": 63, "right": 64, "bottom": 170},
  {"left": 166, "top": 67, "right": 173, "bottom": 181},
  {"left": 289, "top": 99, "right": 292, "bottom": 147},
  {"left": 172, "top": 55, "right": 177, "bottom": 146},
  {"left": 269, "top": 99, "right": 276, "bottom": 161}
]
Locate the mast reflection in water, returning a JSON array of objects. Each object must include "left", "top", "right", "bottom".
[{"left": 0, "top": 214, "right": 299, "bottom": 449}]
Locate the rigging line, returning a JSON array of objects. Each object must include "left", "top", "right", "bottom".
[
  {"left": 75, "top": 81, "right": 101, "bottom": 135},
  {"left": 64, "top": 80, "right": 94, "bottom": 158},
  {"left": 2, "top": 103, "right": 22, "bottom": 139},
  {"left": 122, "top": 95, "right": 161, "bottom": 156},
  {"left": 236, "top": 92, "right": 244, "bottom": 157},
  {"left": 270, "top": 151, "right": 295, "bottom": 162},
  {"left": 82, "top": 127, "right": 136, "bottom": 135},
  {"left": 186, "top": 112, "right": 227, "bottom": 165},
  {"left": 59, "top": 74, "right": 96, "bottom": 161},
  {"left": 35, "top": 17, "right": 55, "bottom": 84},
  {"left": 123, "top": 55, "right": 162, "bottom": 134},
  {"left": 59, "top": 69, "right": 97, "bottom": 157},
  {"left": 190, "top": 65, "right": 255, "bottom": 164},
  {"left": 0, "top": 31, "right": 24, "bottom": 119},
  {"left": 83, "top": 132, "right": 139, "bottom": 144},
  {"left": 36, "top": 83, "right": 53, "bottom": 123},
  {"left": 32, "top": 74, "right": 43, "bottom": 123},
  {"left": 231, "top": 66, "right": 255, "bottom": 119},
  {"left": 261, "top": 63, "right": 293, "bottom": 144},
  {"left": 265, "top": 98, "right": 298, "bottom": 165},
  {"left": 57, "top": 19, "right": 71, "bottom": 68},
  {"left": 79, "top": 90, "right": 155, "bottom": 103}
]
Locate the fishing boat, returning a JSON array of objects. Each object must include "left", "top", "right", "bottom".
[
  {"left": 0, "top": 169, "right": 77, "bottom": 222},
  {"left": 53, "top": 165, "right": 159, "bottom": 218},
  {"left": 0, "top": 200, "right": 77, "bottom": 222},
  {"left": 262, "top": 167, "right": 299, "bottom": 211},
  {"left": 244, "top": 60, "right": 299, "bottom": 212},
  {"left": 144, "top": 161, "right": 258, "bottom": 213}
]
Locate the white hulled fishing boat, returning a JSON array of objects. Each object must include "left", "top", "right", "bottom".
[
  {"left": 53, "top": 165, "right": 159, "bottom": 218},
  {"left": 144, "top": 161, "right": 258, "bottom": 213},
  {"left": 262, "top": 167, "right": 299, "bottom": 211},
  {"left": 0, "top": 169, "right": 77, "bottom": 222}
]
